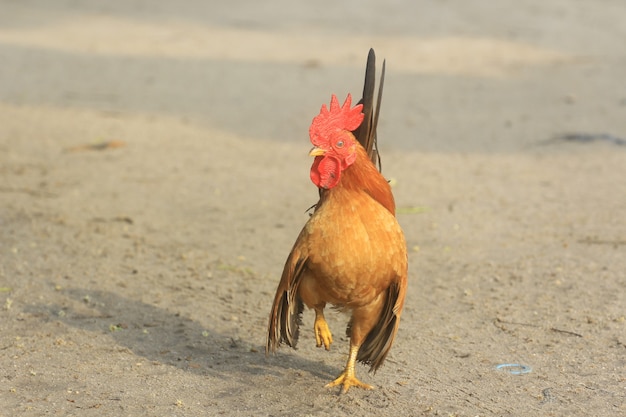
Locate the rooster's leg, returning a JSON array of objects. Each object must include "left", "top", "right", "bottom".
[
  {"left": 325, "top": 344, "right": 373, "bottom": 393},
  {"left": 326, "top": 300, "right": 384, "bottom": 393},
  {"left": 313, "top": 307, "right": 333, "bottom": 350}
]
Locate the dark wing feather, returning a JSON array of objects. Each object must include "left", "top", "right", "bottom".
[
  {"left": 266, "top": 250, "right": 307, "bottom": 354},
  {"left": 352, "top": 48, "right": 386, "bottom": 172},
  {"left": 356, "top": 277, "right": 407, "bottom": 372}
]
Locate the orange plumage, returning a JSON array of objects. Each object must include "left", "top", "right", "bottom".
[{"left": 266, "top": 50, "right": 408, "bottom": 393}]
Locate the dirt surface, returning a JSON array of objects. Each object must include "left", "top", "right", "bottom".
[{"left": 1, "top": 1, "right": 625, "bottom": 416}]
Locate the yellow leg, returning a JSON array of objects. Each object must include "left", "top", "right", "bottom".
[
  {"left": 325, "top": 344, "right": 373, "bottom": 393},
  {"left": 314, "top": 308, "right": 333, "bottom": 350}
]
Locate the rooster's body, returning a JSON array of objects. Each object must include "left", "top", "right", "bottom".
[{"left": 267, "top": 50, "right": 408, "bottom": 393}]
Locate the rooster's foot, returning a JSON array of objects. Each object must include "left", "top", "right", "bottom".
[
  {"left": 325, "top": 369, "right": 373, "bottom": 394},
  {"left": 314, "top": 315, "right": 333, "bottom": 350}
]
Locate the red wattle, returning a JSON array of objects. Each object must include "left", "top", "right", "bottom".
[{"left": 310, "top": 156, "right": 341, "bottom": 189}]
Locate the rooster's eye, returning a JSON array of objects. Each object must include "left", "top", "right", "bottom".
[{"left": 336, "top": 141, "right": 344, "bottom": 148}]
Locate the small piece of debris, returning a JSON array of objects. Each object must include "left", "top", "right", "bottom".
[{"left": 65, "top": 140, "right": 126, "bottom": 152}]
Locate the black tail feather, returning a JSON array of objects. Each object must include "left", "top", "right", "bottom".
[{"left": 353, "top": 48, "right": 386, "bottom": 172}]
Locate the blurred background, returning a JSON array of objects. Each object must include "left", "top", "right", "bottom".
[{"left": 2, "top": 0, "right": 625, "bottom": 153}]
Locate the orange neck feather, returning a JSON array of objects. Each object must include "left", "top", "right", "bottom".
[{"left": 330, "top": 145, "right": 396, "bottom": 215}]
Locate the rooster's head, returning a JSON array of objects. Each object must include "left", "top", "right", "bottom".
[{"left": 308, "top": 94, "right": 364, "bottom": 189}]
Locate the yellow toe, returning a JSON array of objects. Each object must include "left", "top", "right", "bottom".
[
  {"left": 314, "top": 317, "right": 333, "bottom": 350},
  {"left": 325, "top": 371, "right": 373, "bottom": 394}
]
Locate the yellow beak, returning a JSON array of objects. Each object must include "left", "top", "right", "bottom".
[{"left": 309, "top": 146, "right": 326, "bottom": 157}]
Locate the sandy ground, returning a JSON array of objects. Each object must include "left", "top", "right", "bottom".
[{"left": 1, "top": 1, "right": 625, "bottom": 416}]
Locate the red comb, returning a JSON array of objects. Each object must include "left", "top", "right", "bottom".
[{"left": 309, "top": 94, "right": 364, "bottom": 146}]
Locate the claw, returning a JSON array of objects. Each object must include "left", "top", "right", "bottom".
[
  {"left": 314, "top": 314, "right": 333, "bottom": 350},
  {"left": 325, "top": 370, "right": 373, "bottom": 394}
]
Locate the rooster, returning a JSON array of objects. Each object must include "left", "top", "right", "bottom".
[{"left": 266, "top": 49, "right": 408, "bottom": 393}]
